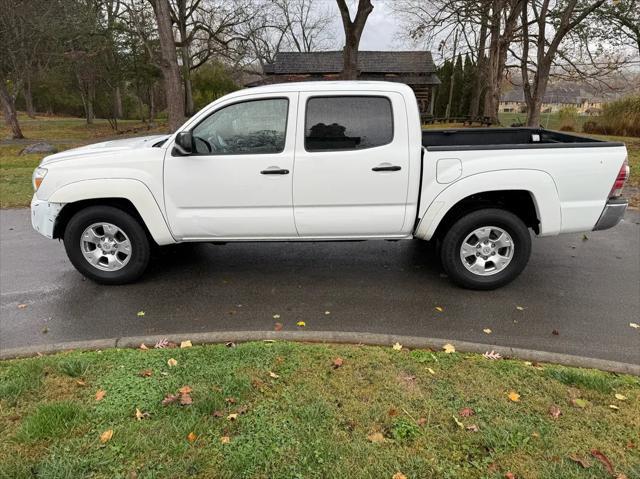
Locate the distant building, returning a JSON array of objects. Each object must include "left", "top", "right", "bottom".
[
  {"left": 499, "top": 87, "right": 610, "bottom": 115},
  {"left": 246, "top": 51, "right": 440, "bottom": 117}
]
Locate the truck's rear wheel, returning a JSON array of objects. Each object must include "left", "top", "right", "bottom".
[
  {"left": 440, "top": 208, "right": 531, "bottom": 290},
  {"left": 63, "top": 206, "right": 150, "bottom": 284}
]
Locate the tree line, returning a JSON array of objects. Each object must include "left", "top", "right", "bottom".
[{"left": 1, "top": 0, "right": 637, "bottom": 138}]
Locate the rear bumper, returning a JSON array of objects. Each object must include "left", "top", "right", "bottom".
[
  {"left": 31, "top": 195, "right": 65, "bottom": 239},
  {"left": 593, "top": 198, "right": 628, "bottom": 231}
]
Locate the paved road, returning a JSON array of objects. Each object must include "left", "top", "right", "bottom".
[{"left": 1, "top": 208, "right": 639, "bottom": 364}]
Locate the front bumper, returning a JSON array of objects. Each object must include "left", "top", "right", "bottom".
[
  {"left": 593, "top": 198, "right": 628, "bottom": 231},
  {"left": 31, "top": 195, "right": 64, "bottom": 239}
]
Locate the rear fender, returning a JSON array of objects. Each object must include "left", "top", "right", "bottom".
[{"left": 415, "top": 169, "right": 561, "bottom": 240}]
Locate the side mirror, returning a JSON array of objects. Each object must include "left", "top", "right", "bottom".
[{"left": 173, "top": 131, "right": 193, "bottom": 155}]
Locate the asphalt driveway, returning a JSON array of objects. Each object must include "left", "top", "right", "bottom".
[{"left": 1, "top": 208, "right": 639, "bottom": 364}]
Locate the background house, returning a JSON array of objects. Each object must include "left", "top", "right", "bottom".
[
  {"left": 246, "top": 51, "right": 440, "bottom": 117},
  {"left": 499, "top": 86, "right": 612, "bottom": 115}
]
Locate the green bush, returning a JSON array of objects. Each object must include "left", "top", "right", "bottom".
[{"left": 583, "top": 96, "right": 640, "bottom": 137}]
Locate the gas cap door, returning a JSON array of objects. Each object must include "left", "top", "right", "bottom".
[{"left": 436, "top": 158, "right": 462, "bottom": 184}]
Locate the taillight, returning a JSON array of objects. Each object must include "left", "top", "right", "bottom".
[{"left": 609, "top": 157, "right": 629, "bottom": 198}]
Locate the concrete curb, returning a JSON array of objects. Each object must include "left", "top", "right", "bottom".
[{"left": 2, "top": 330, "right": 638, "bottom": 375}]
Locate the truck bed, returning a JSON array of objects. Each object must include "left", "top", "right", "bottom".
[{"left": 422, "top": 127, "right": 624, "bottom": 151}]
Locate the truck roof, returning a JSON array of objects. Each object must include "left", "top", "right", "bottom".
[{"left": 230, "top": 80, "right": 415, "bottom": 98}]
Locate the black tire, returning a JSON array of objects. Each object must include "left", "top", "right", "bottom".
[
  {"left": 63, "top": 206, "right": 150, "bottom": 285},
  {"left": 440, "top": 208, "right": 531, "bottom": 290}
]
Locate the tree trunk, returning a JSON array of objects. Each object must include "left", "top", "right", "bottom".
[
  {"left": 336, "top": 0, "right": 374, "bottom": 80},
  {"left": 150, "top": 0, "right": 185, "bottom": 132},
  {"left": 0, "top": 81, "right": 24, "bottom": 139},
  {"left": 469, "top": 11, "right": 488, "bottom": 118},
  {"left": 113, "top": 85, "right": 123, "bottom": 119},
  {"left": 149, "top": 84, "right": 156, "bottom": 123},
  {"left": 181, "top": 42, "right": 194, "bottom": 116},
  {"left": 445, "top": 30, "right": 459, "bottom": 120},
  {"left": 24, "top": 76, "right": 36, "bottom": 119}
]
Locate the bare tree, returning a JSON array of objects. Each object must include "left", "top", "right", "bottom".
[
  {"left": 148, "top": 0, "right": 185, "bottom": 131},
  {"left": 335, "top": 0, "right": 374, "bottom": 80},
  {"left": 518, "top": 0, "right": 614, "bottom": 126}
]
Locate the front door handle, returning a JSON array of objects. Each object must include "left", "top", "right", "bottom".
[
  {"left": 261, "top": 167, "right": 289, "bottom": 175},
  {"left": 372, "top": 164, "right": 402, "bottom": 172}
]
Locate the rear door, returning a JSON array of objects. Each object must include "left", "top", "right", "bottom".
[{"left": 293, "top": 92, "right": 410, "bottom": 237}]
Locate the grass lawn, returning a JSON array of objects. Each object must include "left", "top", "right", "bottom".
[{"left": 0, "top": 342, "right": 638, "bottom": 478}]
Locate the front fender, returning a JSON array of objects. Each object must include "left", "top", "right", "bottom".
[
  {"left": 415, "top": 169, "right": 561, "bottom": 240},
  {"left": 47, "top": 179, "right": 176, "bottom": 245}
]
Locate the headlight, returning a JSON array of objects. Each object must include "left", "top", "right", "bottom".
[{"left": 32, "top": 167, "right": 48, "bottom": 191}]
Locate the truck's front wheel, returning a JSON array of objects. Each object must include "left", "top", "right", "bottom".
[
  {"left": 440, "top": 208, "right": 531, "bottom": 290},
  {"left": 63, "top": 206, "right": 150, "bottom": 284}
]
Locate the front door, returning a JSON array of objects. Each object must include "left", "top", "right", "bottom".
[
  {"left": 293, "top": 92, "right": 410, "bottom": 237},
  {"left": 164, "top": 94, "right": 298, "bottom": 240}
]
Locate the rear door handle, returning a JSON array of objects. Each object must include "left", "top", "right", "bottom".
[
  {"left": 261, "top": 167, "right": 289, "bottom": 175},
  {"left": 372, "top": 164, "right": 401, "bottom": 172}
]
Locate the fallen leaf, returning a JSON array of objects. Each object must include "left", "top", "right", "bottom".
[
  {"left": 137, "top": 311, "right": 145, "bottom": 317},
  {"left": 549, "top": 405, "right": 562, "bottom": 419},
  {"left": 212, "top": 410, "right": 224, "bottom": 418},
  {"left": 609, "top": 404, "right": 620, "bottom": 410},
  {"left": 162, "top": 394, "right": 179, "bottom": 406},
  {"left": 630, "top": 323, "right": 639, "bottom": 329},
  {"left": 227, "top": 413, "right": 238, "bottom": 421},
  {"left": 139, "top": 343, "right": 148, "bottom": 350},
  {"left": 332, "top": 357, "right": 344, "bottom": 369},
  {"left": 392, "top": 342, "right": 403, "bottom": 351},
  {"left": 95, "top": 389, "right": 106, "bottom": 401},
  {"left": 296, "top": 321, "right": 306, "bottom": 327},
  {"left": 427, "top": 367, "right": 435, "bottom": 375},
  {"left": 508, "top": 391, "right": 520, "bottom": 402},
  {"left": 180, "top": 394, "right": 193, "bottom": 406},
  {"left": 180, "top": 340, "right": 192, "bottom": 349},
  {"left": 225, "top": 341, "right": 236, "bottom": 348},
  {"left": 179, "top": 386, "right": 192, "bottom": 394},
  {"left": 417, "top": 417, "right": 427, "bottom": 426},
  {"left": 552, "top": 329, "right": 560, "bottom": 336},
  {"left": 614, "top": 393, "right": 627, "bottom": 401},
  {"left": 435, "top": 306, "right": 444, "bottom": 312},
  {"left": 442, "top": 343, "right": 456, "bottom": 354},
  {"left": 392, "top": 473, "right": 407, "bottom": 479},
  {"left": 273, "top": 314, "right": 280, "bottom": 319},
  {"left": 41, "top": 327, "right": 48, "bottom": 334},
  {"left": 466, "top": 424, "right": 479, "bottom": 432},
  {"left": 225, "top": 397, "right": 237, "bottom": 404},
  {"left": 367, "top": 432, "right": 385, "bottom": 443},
  {"left": 582, "top": 233, "right": 589, "bottom": 241},
  {"left": 186, "top": 432, "right": 197, "bottom": 443},
  {"left": 236, "top": 405, "right": 249, "bottom": 415},
  {"left": 504, "top": 473, "right": 516, "bottom": 479},
  {"left": 453, "top": 416, "right": 464, "bottom": 429},
  {"left": 274, "top": 322, "right": 283, "bottom": 331},
  {"left": 324, "top": 311, "right": 331, "bottom": 315},
  {"left": 135, "top": 408, "right": 150, "bottom": 421},
  {"left": 154, "top": 338, "right": 169, "bottom": 349},
  {"left": 18, "top": 303, "right": 27, "bottom": 309},
  {"left": 483, "top": 350, "right": 502, "bottom": 360},
  {"left": 269, "top": 371, "right": 280, "bottom": 379},
  {"left": 167, "top": 358, "right": 178, "bottom": 368},
  {"left": 568, "top": 454, "right": 591, "bottom": 468},
  {"left": 99, "top": 429, "right": 113, "bottom": 443},
  {"left": 571, "top": 398, "right": 588, "bottom": 408},
  {"left": 139, "top": 369, "right": 153, "bottom": 378},
  {"left": 459, "top": 407, "right": 475, "bottom": 417},
  {"left": 515, "top": 305, "right": 525, "bottom": 311},
  {"left": 220, "top": 436, "right": 231, "bottom": 444},
  {"left": 590, "top": 449, "right": 614, "bottom": 475},
  {"left": 483, "top": 328, "right": 492, "bottom": 334}
]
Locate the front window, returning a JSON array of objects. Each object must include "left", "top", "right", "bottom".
[{"left": 192, "top": 98, "right": 288, "bottom": 155}]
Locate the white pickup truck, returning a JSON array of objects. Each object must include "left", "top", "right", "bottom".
[{"left": 31, "top": 81, "right": 630, "bottom": 289}]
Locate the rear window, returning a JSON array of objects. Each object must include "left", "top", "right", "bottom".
[{"left": 305, "top": 96, "right": 393, "bottom": 151}]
